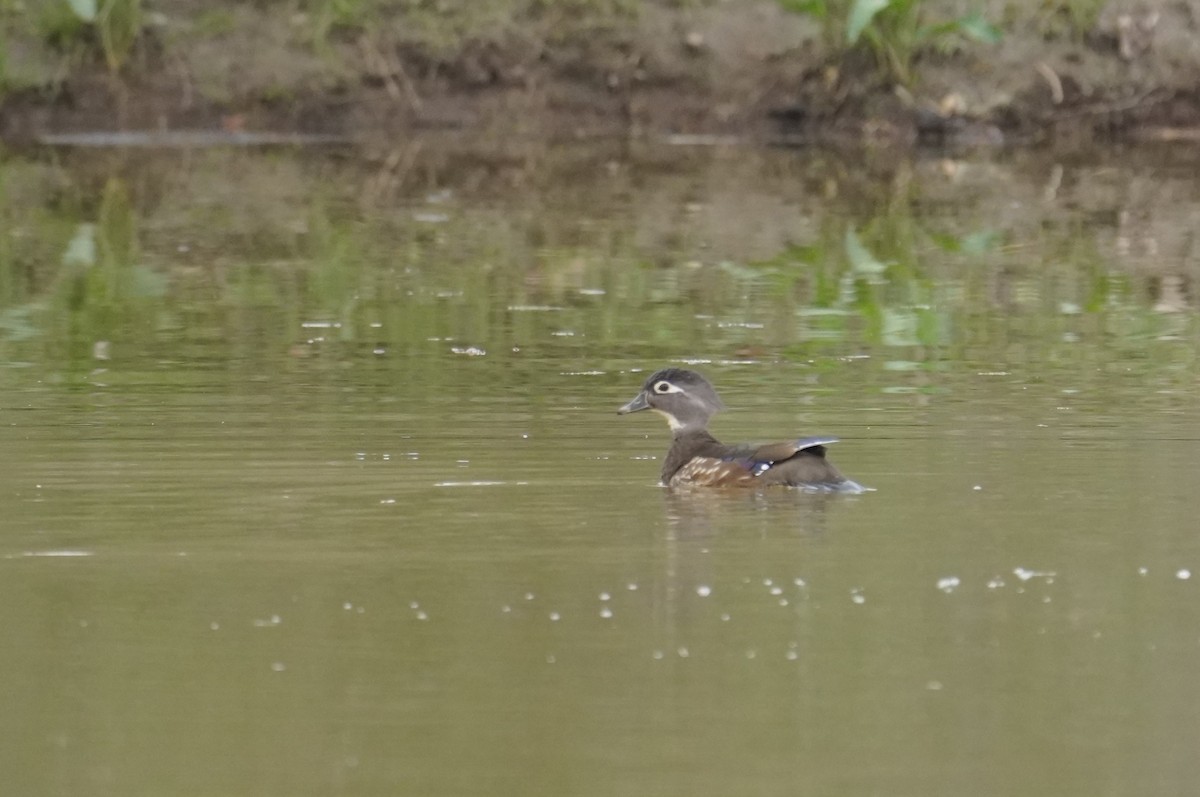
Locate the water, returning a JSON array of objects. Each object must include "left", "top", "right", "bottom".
[{"left": 2, "top": 142, "right": 1200, "bottom": 795}]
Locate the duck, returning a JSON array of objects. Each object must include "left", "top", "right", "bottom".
[{"left": 617, "top": 367, "right": 867, "bottom": 491}]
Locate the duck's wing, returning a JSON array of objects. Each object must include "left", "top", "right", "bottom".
[
  {"left": 745, "top": 436, "right": 839, "bottom": 466},
  {"left": 731, "top": 436, "right": 864, "bottom": 489},
  {"left": 753, "top": 453, "right": 851, "bottom": 488}
]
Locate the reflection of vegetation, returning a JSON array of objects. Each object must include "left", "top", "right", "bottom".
[
  {"left": 0, "top": 147, "right": 1196, "bottom": 403},
  {"left": 49, "top": 180, "right": 166, "bottom": 352}
]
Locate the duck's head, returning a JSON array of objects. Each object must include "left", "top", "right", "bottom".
[{"left": 617, "top": 368, "right": 725, "bottom": 434}]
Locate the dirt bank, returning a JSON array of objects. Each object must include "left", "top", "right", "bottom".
[{"left": 3, "top": 1, "right": 1200, "bottom": 147}]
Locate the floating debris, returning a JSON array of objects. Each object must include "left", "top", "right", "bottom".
[
  {"left": 937, "top": 576, "right": 961, "bottom": 593},
  {"left": 433, "top": 481, "right": 529, "bottom": 487},
  {"left": 412, "top": 212, "right": 449, "bottom": 224},
  {"left": 1013, "top": 567, "right": 1056, "bottom": 582}
]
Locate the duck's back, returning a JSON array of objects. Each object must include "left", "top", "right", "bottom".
[{"left": 663, "top": 432, "right": 859, "bottom": 490}]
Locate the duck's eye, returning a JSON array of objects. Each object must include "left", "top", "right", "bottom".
[{"left": 653, "top": 381, "right": 679, "bottom": 394}]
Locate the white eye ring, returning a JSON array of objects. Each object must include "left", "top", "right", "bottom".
[{"left": 653, "top": 381, "right": 682, "bottom": 394}]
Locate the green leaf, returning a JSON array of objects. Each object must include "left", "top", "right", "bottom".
[
  {"left": 956, "top": 11, "right": 1002, "bottom": 44},
  {"left": 62, "top": 223, "right": 97, "bottom": 267},
  {"left": 781, "top": 243, "right": 823, "bottom": 264},
  {"left": 844, "top": 227, "right": 888, "bottom": 275},
  {"left": 881, "top": 308, "right": 918, "bottom": 346},
  {"left": 129, "top": 265, "right": 169, "bottom": 298},
  {"left": 916, "top": 20, "right": 959, "bottom": 44},
  {"left": 960, "top": 230, "right": 1000, "bottom": 255},
  {"left": 777, "top": 0, "right": 829, "bottom": 18},
  {"left": 846, "top": 0, "right": 892, "bottom": 44},
  {"left": 0, "top": 303, "right": 45, "bottom": 342},
  {"left": 927, "top": 229, "right": 1000, "bottom": 255},
  {"left": 66, "top": 0, "right": 97, "bottom": 22},
  {"left": 927, "top": 231, "right": 962, "bottom": 252}
]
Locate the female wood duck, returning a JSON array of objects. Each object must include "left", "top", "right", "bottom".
[{"left": 618, "top": 368, "right": 867, "bottom": 491}]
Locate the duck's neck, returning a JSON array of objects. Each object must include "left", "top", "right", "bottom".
[
  {"left": 661, "top": 428, "right": 721, "bottom": 484},
  {"left": 671, "top": 422, "right": 711, "bottom": 439}
]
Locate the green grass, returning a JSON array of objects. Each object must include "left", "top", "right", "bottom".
[
  {"left": 30, "top": 0, "right": 142, "bottom": 73},
  {"left": 300, "top": 0, "right": 640, "bottom": 52},
  {"left": 97, "top": 0, "right": 142, "bottom": 72},
  {"left": 191, "top": 8, "right": 237, "bottom": 36},
  {"left": 777, "top": 0, "right": 1000, "bottom": 84}
]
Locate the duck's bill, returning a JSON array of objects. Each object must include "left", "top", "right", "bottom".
[{"left": 617, "top": 392, "right": 650, "bottom": 414}]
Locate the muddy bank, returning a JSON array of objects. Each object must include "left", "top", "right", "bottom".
[{"left": 2, "top": 1, "right": 1200, "bottom": 147}]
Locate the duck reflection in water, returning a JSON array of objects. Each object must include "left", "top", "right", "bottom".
[{"left": 661, "top": 487, "right": 839, "bottom": 540}]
